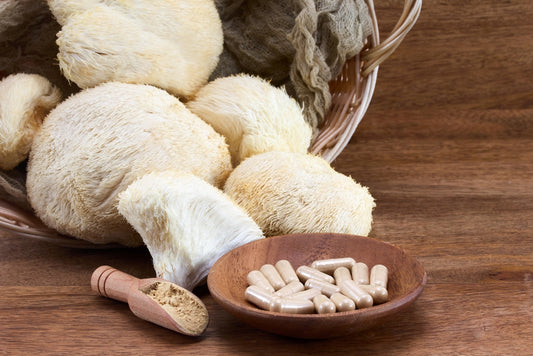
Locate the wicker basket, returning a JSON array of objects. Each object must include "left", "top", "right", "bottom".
[{"left": 0, "top": 0, "right": 422, "bottom": 248}]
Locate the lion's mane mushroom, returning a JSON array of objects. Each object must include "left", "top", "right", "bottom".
[
  {"left": 187, "top": 74, "right": 312, "bottom": 165},
  {"left": 0, "top": 73, "right": 61, "bottom": 170},
  {"left": 118, "top": 170, "right": 264, "bottom": 290},
  {"left": 47, "top": 0, "right": 223, "bottom": 98},
  {"left": 27, "top": 82, "right": 232, "bottom": 246},
  {"left": 224, "top": 151, "right": 375, "bottom": 237}
]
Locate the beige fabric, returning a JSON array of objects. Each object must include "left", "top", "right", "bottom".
[{"left": 213, "top": 0, "right": 372, "bottom": 134}]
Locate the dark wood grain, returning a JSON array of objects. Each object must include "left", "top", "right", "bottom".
[{"left": 1, "top": 0, "right": 532, "bottom": 354}]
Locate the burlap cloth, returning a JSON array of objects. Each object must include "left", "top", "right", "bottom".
[{"left": 212, "top": 0, "right": 372, "bottom": 135}]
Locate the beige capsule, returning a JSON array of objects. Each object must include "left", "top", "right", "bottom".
[
  {"left": 275, "top": 259, "right": 300, "bottom": 284},
  {"left": 304, "top": 278, "right": 340, "bottom": 297},
  {"left": 286, "top": 288, "right": 322, "bottom": 301},
  {"left": 340, "top": 279, "right": 373, "bottom": 309},
  {"left": 333, "top": 266, "right": 352, "bottom": 286},
  {"left": 260, "top": 264, "right": 286, "bottom": 290},
  {"left": 273, "top": 298, "right": 315, "bottom": 314},
  {"left": 352, "top": 262, "right": 370, "bottom": 285},
  {"left": 313, "top": 294, "right": 336, "bottom": 314},
  {"left": 296, "top": 265, "right": 335, "bottom": 284},
  {"left": 359, "top": 284, "right": 389, "bottom": 304},
  {"left": 311, "top": 257, "right": 356, "bottom": 274},
  {"left": 247, "top": 270, "right": 275, "bottom": 293},
  {"left": 330, "top": 292, "right": 356, "bottom": 312},
  {"left": 245, "top": 285, "right": 280, "bottom": 311},
  {"left": 274, "top": 280, "right": 305, "bottom": 298},
  {"left": 370, "top": 264, "right": 389, "bottom": 288}
]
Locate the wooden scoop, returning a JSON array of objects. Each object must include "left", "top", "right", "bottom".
[{"left": 91, "top": 265, "right": 209, "bottom": 336}]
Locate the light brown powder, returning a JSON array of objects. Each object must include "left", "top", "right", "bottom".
[{"left": 141, "top": 281, "right": 208, "bottom": 335}]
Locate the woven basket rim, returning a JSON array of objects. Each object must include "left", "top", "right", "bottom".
[
  {"left": 0, "top": 0, "right": 422, "bottom": 248},
  {"left": 311, "top": 0, "right": 422, "bottom": 161}
]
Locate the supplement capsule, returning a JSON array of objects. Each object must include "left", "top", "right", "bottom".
[
  {"left": 340, "top": 279, "right": 373, "bottom": 309},
  {"left": 304, "top": 278, "right": 340, "bottom": 297},
  {"left": 333, "top": 266, "right": 352, "bottom": 286},
  {"left": 274, "top": 298, "right": 315, "bottom": 314},
  {"left": 260, "top": 264, "right": 286, "bottom": 290},
  {"left": 245, "top": 285, "right": 280, "bottom": 311},
  {"left": 359, "top": 284, "right": 389, "bottom": 304},
  {"left": 286, "top": 288, "right": 322, "bottom": 301},
  {"left": 330, "top": 292, "right": 356, "bottom": 312},
  {"left": 246, "top": 270, "right": 275, "bottom": 293},
  {"left": 296, "top": 265, "right": 335, "bottom": 284},
  {"left": 311, "top": 257, "right": 356, "bottom": 274},
  {"left": 275, "top": 259, "right": 299, "bottom": 284},
  {"left": 370, "top": 264, "right": 388, "bottom": 288},
  {"left": 269, "top": 297, "right": 284, "bottom": 312},
  {"left": 313, "top": 294, "right": 336, "bottom": 314},
  {"left": 274, "top": 280, "right": 305, "bottom": 298},
  {"left": 352, "top": 262, "right": 369, "bottom": 285}
]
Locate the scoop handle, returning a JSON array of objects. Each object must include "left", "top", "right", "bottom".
[{"left": 91, "top": 265, "right": 138, "bottom": 303}]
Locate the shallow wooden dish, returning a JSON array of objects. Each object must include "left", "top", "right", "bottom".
[{"left": 207, "top": 233, "right": 426, "bottom": 339}]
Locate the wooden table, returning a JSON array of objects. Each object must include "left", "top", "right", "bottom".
[{"left": 1, "top": 1, "right": 532, "bottom": 354}]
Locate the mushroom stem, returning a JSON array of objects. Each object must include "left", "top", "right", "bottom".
[{"left": 118, "top": 170, "right": 264, "bottom": 291}]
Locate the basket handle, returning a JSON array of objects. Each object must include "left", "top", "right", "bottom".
[
  {"left": 310, "top": 0, "right": 422, "bottom": 162},
  {"left": 361, "top": 0, "right": 422, "bottom": 77}
]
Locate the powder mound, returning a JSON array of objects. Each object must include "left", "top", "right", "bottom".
[{"left": 142, "top": 281, "right": 209, "bottom": 335}]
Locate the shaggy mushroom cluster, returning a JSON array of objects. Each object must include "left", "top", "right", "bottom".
[{"left": 0, "top": 0, "right": 375, "bottom": 292}]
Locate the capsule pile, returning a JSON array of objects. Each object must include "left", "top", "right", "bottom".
[{"left": 245, "top": 257, "right": 389, "bottom": 314}]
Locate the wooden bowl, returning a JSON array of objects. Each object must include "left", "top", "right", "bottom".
[{"left": 207, "top": 233, "right": 426, "bottom": 339}]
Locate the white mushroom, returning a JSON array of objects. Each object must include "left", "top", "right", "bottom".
[
  {"left": 27, "top": 82, "right": 232, "bottom": 246},
  {"left": 46, "top": 0, "right": 98, "bottom": 26},
  {"left": 187, "top": 74, "right": 312, "bottom": 165},
  {"left": 118, "top": 170, "right": 264, "bottom": 290},
  {"left": 224, "top": 151, "right": 375, "bottom": 237},
  {"left": 48, "top": 0, "right": 223, "bottom": 98},
  {"left": 0, "top": 73, "right": 61, "bottom": 170}
]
